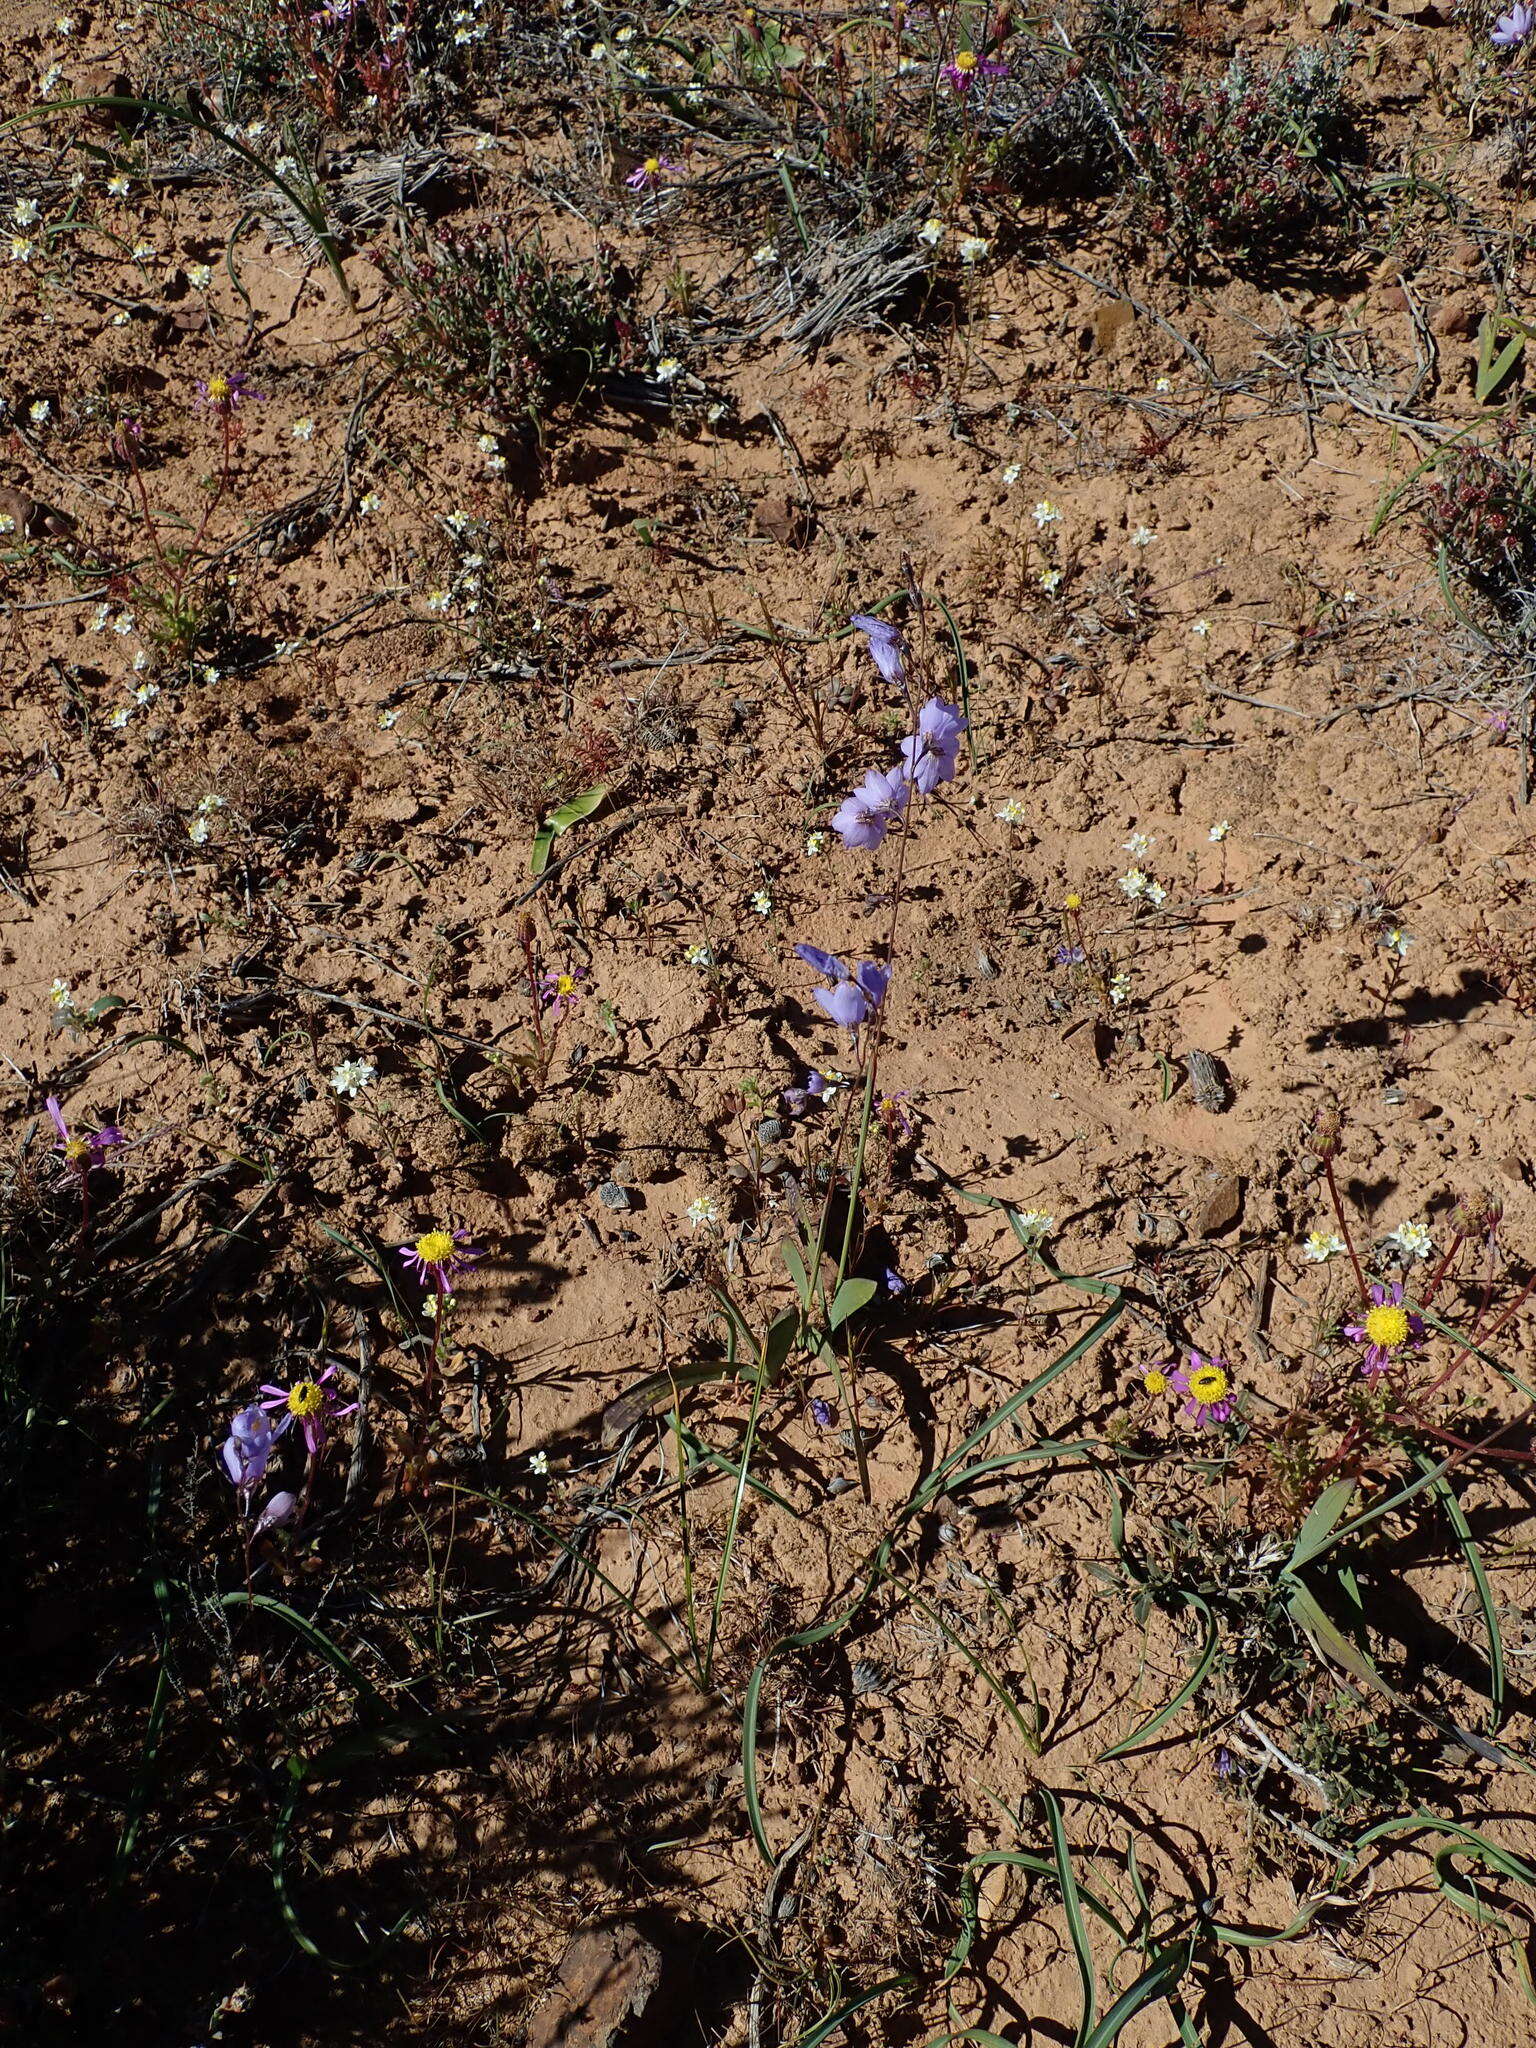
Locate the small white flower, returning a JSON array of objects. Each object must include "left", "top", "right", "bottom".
[
  {"left": 88, "top": 604, "right": 109, "bottom": 631},
  {"left": 425, "top": 588, "right": 451, "bottom": 615},
  {"left": 686, "top": 1193, "right": 719, "bottom": 1231},
  {"left": 49, "top": 978, "right": 73, "bottom": 1007},
  {"left": 106, "top": 174, "right": 131, "bottom": 198},
  {"left": 1119, "top": 869, "right": 1149, "bottom": 899},
  {"left": 1013, "top": 1209, "right": 1055, "bottom": 1247},
  {"left": 484, "top": 452, "right": 507, "bottom": 474},
  {"left": 39, "top": 63, "right": 64, "bottom": 94},
  {"left": 56, "top": 13, "right": 78, "bottom": 30},
  {"left": 196, "top": 792, "right": 226, "bottom": 815},
  {"left": 131, "top": 240, "right": 155, "bottom": 260},
  {"left": 1038, "top": 568, "right": 1062, "bottom": 595},
  {"left": 1144, "top": 880, "right": 1167, "bottom": 907},
  {"left": 1108, "top": 972, "right": 1132, "bottom": 1007},
  {"left": 1385, "top": 1220, "right": 1434, "bottom": 1260},
  {"left": 528, "top": 1450, "right": 550, "bottom": 1476},
  {"left": 1130, "top": 524, "right": 1156, "bottom": 548},
  {"left": 957, "top": 235, "right": 990, "bottom": 264},
  {"left": 28, "top": 399, "right": 49, "bottom": 424},
  {"left": 653, "top": 356, "right": 683, "bottom": 383},
  {"left": 10, "top": 238, "right": 36, "bottom": 264},
  {"left": 108, "top": 706, "right": 132, "bottom": 728},
  {"left": 685, "top": 941, "right": 714, "bottom": 967},
  {"left": 1122, "top": 832, "right": 1153, "bottom": 858},
  {"left": 112, "top": 611, "right": 134, "bottom": 634},
  {"left": 0, "top": 514, "right": 13, "bottom": 536},
  {"left": 329, "top": 1057, "right": 377, "bottom": 1098},
  {"left": 995, "top": 797, "right": 1027, "bottom": 824},
  {"left": 1342, "top": 588, "right": 1358, "bottom": 604},
  {"left": 805, "top": 831, "right": 827, "bottom": 856},
  {"left": 473, "top": 133, "right": 496, "bottom": 152},
  {"left": 187, "top": 816, "right": 212, "bottom": 845},
  {"left": 185, "top": 262, "right": 212, "bottom": 290},
  {"left": 1209, "top": 820, "right": 1230, "bottom": 842},
  {"left": 750, "top": 889, "right": 773, "bottom": 915},
  {"left": 1382, "top": 928, "right": 1413, "bottom": 958},
  {"left": 131, "top": 649, "right": 149, "bottom": 671},
  {"left": 751, "top": 242, "right": 778, "bottom": 267},
  {"left": 1000, "top": 462, "right": 1022, "bottom": 485},
  {"left": 422, "top": 1293, "right": 438, "bottom": 1319},
  {"left": 358, "top": 491, "right": 381, "bottom": 514},
  {"left": 588, "top": 40, "right": 607, "bottom": 58},
  {"left": 1032, "top": 499, "right": 1061, "bottom": 529},
  {"left": 133, "top": 681, "right": 159, "bottom": 704},
  {"left": 1154, "top": 376, "right": 1172, "bottom": 393},
  {"left": 274, "top": 155, "right": 301, "bottom": 179},
  {"left": 615, "top": 24, "right": 634, "bottom": 41},
  {"left": 13, "top": 199, "right": 40, "bottom": 228},
  {"left": 1303, "top": 1230, "right": 1346, "bottom": 1263},
  {"left": 917, "top": 216, "right": 945, "bottom": 247},
  {"left": 378, "top": 707, "right": 400, "bottom": 729},
  {"left": 111, "top": 311, "right": 130, "bottom": 327},
  {"left": 291, "top": 415, "right": 315, "bottom": 441},
  {"left": 1190, "top": 618, "right": 1211, "bottom": 638}
]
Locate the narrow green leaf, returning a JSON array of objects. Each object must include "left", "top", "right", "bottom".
[
  {"left": 1416, "top": 1452, "right": 1505, "bottom": 1733},
  {"left": 1082, "top": 1942, "right": 1193, "bottom": 2048},
  {"left": 781, "top": 1236, "right": 813, "bottom": 1309},
  {"left": 1286, "top": 1478, "right": 1356, "bottom": 1571},
  {"left": 791, "top": 1973, "right": 915, "bottom": 2046},
  {"left": 1286, "top": 1582, "right": 1400, "bottom": 1702},
  {"left": 1099, "top": 1593, "right": 1219, "bottom": 1760},
  {"left": 1042, "top": 1789, "right": 1098, "bottom": 2048}
]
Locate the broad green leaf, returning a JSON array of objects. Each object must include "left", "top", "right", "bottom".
[{"left": 529, "top": 783, "right": 608, "bottom": 874}]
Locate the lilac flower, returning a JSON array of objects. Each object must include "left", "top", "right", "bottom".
[
  {"left": 1055, "top": 943, "right": 1087, "bottom": 967},
  {"left": 794, "top": 945, "right": 889, "bottom": 1037},
  {"left": 626, "top": 154, "right": 677, "bottom": 190},
  {"left": 883, "top": 1266, "right": 907, "bottom": 1296},
  {"left": 254, "top": 1490, "right": 298, "bottom": 1534},
  {"left": 831, "top": 766, "right": 909, "bottom": 851},
  {"left": 851, "top": 612, "right": 906, "bottom": 689},
  {"left": 810, "top": 1397, "right": 836, "bottom": 1428},
  {"left": 1493, "top": 2, "right": 1532, "bottom": 46},
  {"left": 259, "top": 1364, "right": 358, "bottom": 1459},
  {"left": 539, "top": 966, "right": 585, "bottom": 1021},
  {"left": 194, "top": 369, "right": 262, "bottom": 417},
  {"left": 311, "top": 0, "right": 356, "bottom": 20},
  {"left": 1343, "top": 1280, "right": 1424, "bottom": 1378},
  {"left": 221, "top": 1403, "right": 276, "bottom": 1503},
  {"left": 398, "top": 1226, "right": 482, "bottom": 1297},
  {"left": 46, "top": 1094, "right": 126, "bottom": 1172},
  {"left": 1168, "top": 1351, "right": 1236, "bottom": 1427},
  {"left": 898, "top": 698, "right": 967, "bottom": 794},
  {"left": 941, "top": 49, "right": 1008, "bottom": 92},
  {"left": 782, "top": 1070, "right": 827, "bottom": 1117}
]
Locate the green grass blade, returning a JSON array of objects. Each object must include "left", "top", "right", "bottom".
[
  {"left": 1042, "top": 1789, "right": 1098, "bottom": 2047},
  {"left": 1098, "top": 1592, "right": 1219, "bottom": 1760},
  {"left": 1414, "top": 1451, "right": 1505, "bottom": 1733},
  {"left": 791, "top": 1972, "right": 915, "bottom": 2046},
  {"left": 1082, "top": 1941, "right": 1194, "bottom": 2048}
]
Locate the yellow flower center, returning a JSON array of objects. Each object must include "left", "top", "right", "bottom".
[
  {"left": 415, "top": 1230, "right": 456, "bottom": 1265},
  {"left": 954, "top": 49, "right": 978, "bottom": 69},
  {"left": 555, "top": 972, "right": 576, "bottom": 996},
  {"left": 206, "top": 374, "right": 231, "bottom": 403},
  {"left": 63, "top": 1136, "right": 90, "bottom": 1162},
  {"left": 1188, "top": 1365, "right": 1228, "bottom": 1404},
  {"left": 644, "top": 156, "right": 660, "bottom": 174},
  {"left": 1364, "top": 1304, "right": 1409, "bottom": 1350},
  {"left": 287, "top": 1381, "right": 325, "bottom": 1417},
  {"left": 1143, "top": 1369, "right": 1168, "bottom": 1395},
  {"left": 1064, "top": 893, "right": 1082, "bottom": 911}
]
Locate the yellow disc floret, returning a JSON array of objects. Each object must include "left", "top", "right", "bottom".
[
  {"left": 1188, "top": 1364, "right": 1228, "bottom": 1404},
  {"left": 415, "top": 1230, "right": 456, "bottom": 1266},
  {"left": 205, "top": 374, "right": 231, "bottom": 404},
  {"left": 954, "top": 49, "right": 978, "bottom": 69},
  {"left": 1364, "top": 1304, "right": 1409, "bottom": 1351},
  {"left": 643, "top": 156, "right": 660, "bottom": 174},
  {"left": 287, "top": 1381, "right": 325, "bottom": 1417},
  {"left": 63, "top": 1136, "right": 90, "bottom": 1162},
  {"left": 1143, "top": 1369, "right": 1168, "bottom": 1395},
  {"left": 1064, "top": 892, "right": 1082, "bottom": 911}
]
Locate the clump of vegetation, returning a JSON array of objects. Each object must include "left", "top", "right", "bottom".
[
  {"left": 1421, "top": 426, "right": 1536, "bottom": 624},
  {"left": 1126, "top": 45, "right": 1352, "bottom": 257}
]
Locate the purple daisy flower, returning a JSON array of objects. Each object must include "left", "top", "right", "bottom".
[
  {"left": 851, "top": 612, "right": 906, "bottom": 689},
  {"left": 941, "top": 49, "right": 1008, "bottom": 92},
  {"left": 1168, "top": 1351, "right": 1236, "bottom": 1427},
  {"left": 1343, "top": 1280, "right": 1425, "bottom": 1378},
  {"left": 626, "top": 154, "right": 677, "bottom": 190},
  {"left": 46, "top": 1095, "right": 126, "bottom": 1172},
  {"left": 194, "top": 369, "right": 262, "bottom": 417},
  {"left": 398, "top": 1226, "right": 482, "bottom": 1297},
  {"left": 831, "top": 766, "right": 910, "bottom": 850},
  {"left": 259, "top": 1364, "right": 358, "bottom": 1459}
]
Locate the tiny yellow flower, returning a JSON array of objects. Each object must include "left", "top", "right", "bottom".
[
  {"left": 1064, "top": 892, "right": 1082, "bottom": 911},
  {"left": 1143, "top": 1368, "right": 1168, "bottom": 1395},
  {"left": 1364, "top": 1304, "right": 1409, "bottom": 1351}
]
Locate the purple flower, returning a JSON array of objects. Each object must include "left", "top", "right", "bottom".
[
  {"left": 783, "top": 1069, "right": 827, "bottom": 1117},
  {"left": 1343, "top": 1280, "right": 1425, "bottom": 1379},
  {"left": 254, "top": 1490, "right": 298, "bottom": 1535},
  {"left": 810, "top": 1396, "right": 836, "bottom": 1428},
  {"left": 310, "top": 0, "right": 356, "bottom": 19},
  {"left": 539, "top": 965, "right": 585, "bottom": 1021},
  {"left": 1168, "top": 1351, "right": 1236, "bottom": 1427},
  {"left": 795, "top": 946, "right": 889, "bottom": 1038},
  {"left": 1055, "top": 943, "right": 1087, "bottom": 967},
  {"left": 942, "top": 49, "right": 1008, "bottom": 92},
  {"left": 46, "top": 1094, "right": 127, "bottom": 1172},
  {"left": 259, "top": 1364, "right": 357, "bottom": 1459},
  {"left": 831, "top": 766, "right": 910, "bottom": 851},
  {"left": 851, "top": 612, "right": 906, "bottom": 688},
  {"left": 883, "top": 1266, "right": 907, "bottom": 1296},
  {"left": 194, "top": 369, "right": 262, "bottom": 417},
  {"left": 1493, "top": 2, "right": 1532, "bottom": 45},
  {"left": 398, "top": 1226, "right": 482, "bottom": 1297},
  {"left": 898, "top": 698, "right": 967, "bottom": 795},
  {"left": 626, "top": 154, "right": 677, "bottom": 190},
  {"left": 221, "top": 1402, "right": 276, "bottom": 1503}
]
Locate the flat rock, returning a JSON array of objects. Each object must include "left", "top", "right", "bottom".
[
  {"left": 1194, "top": 1173, "right": 1243, "bottom": 1239},
  {"left": 526, "top": 1924, "right": 662, "bottom": 2048}
]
